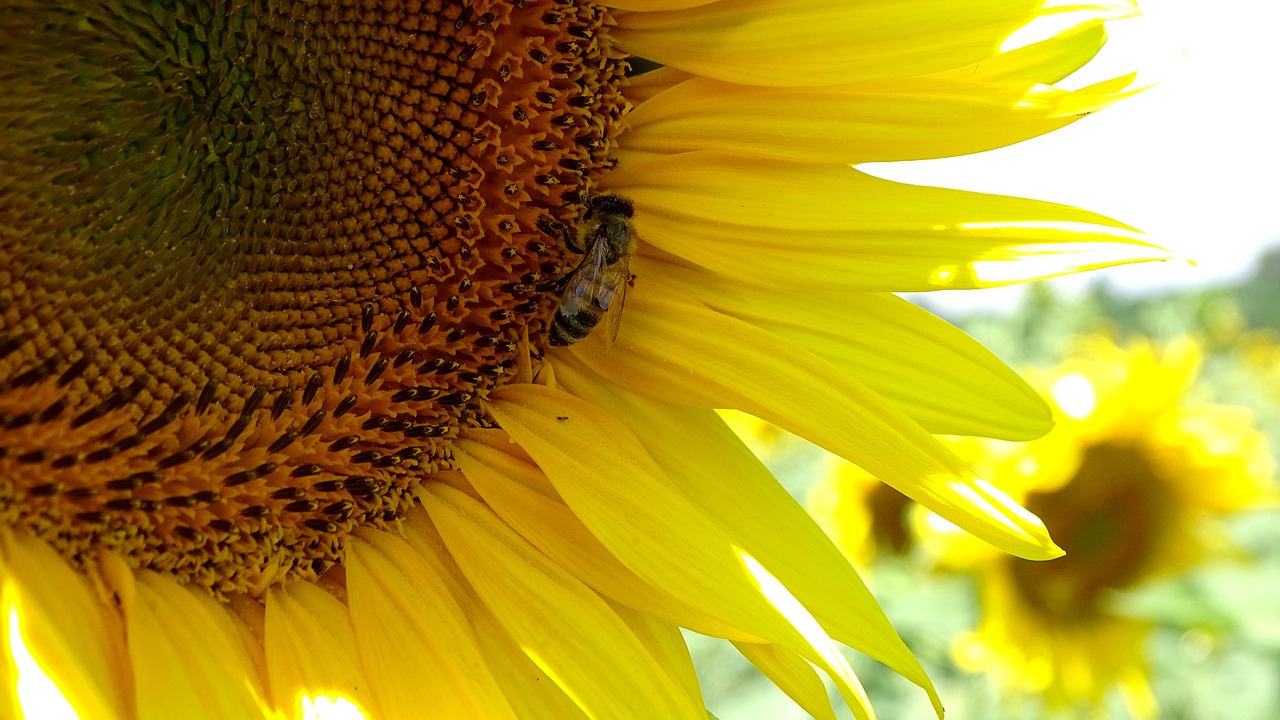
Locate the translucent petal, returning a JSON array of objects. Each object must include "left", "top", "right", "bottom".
[
  {"left": 613, "top": 0, "right": 1039, "bottom": 87},
  {"left": 641, "top": 259, "right": 1052, "bottom": 440},
  {"left": 485, "top": 385, "right": 876, "bottom": 718},
  {"left": 552, "top": 357, "right": 943, "bottom": 713},
  {"left": 607, "top": 152, "right": 1170, "bottom": 293},
  {"left": 0, "top": 533, "right": 128, "bottom": 720},
  {"left": 564, "top": 285, "right": 1062, "bottom": 560},
  {"left": 125, "top": 571, "right": 270, "bottom": 720},
  {"left": 345, "top": 529, "right": 517, "bottom": 720},
  {"left": 454, "top": 433, "right": 761, "bottom": 642},
  {"left": 621, "top": 74, "right": 1138, "bottom": 164},
  {"left": 421, "top": 483, "right": 706, "bottom": 720},
  {"left": 608, "top": 602, "right": 706, "bottom": 712},
  {"left": 931, "top": 22, "right": 1108, "bottom": 83},
  {"left": 265, "top": 583, "right": 374, "bottom": 720},
  {"left": 734, "top": 642, "right": 839, "bottom": 720},
  {"left": 399, "top": 512, "right": 592, "bottom": 720}
]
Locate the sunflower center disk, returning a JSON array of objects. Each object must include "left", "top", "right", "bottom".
[
  {"left": 1010, "top": 442, "right": 1167, "bottom": 623},
  {"left": 0, "top": 1, "right": 628, "bottom": 595}
]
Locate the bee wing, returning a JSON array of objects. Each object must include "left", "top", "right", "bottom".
[
  {"left": 564, "top": 235, "right": 615, "bottom": 308},
  {"left": 605, "top": 255, "right": 630, "bottom": 347}
]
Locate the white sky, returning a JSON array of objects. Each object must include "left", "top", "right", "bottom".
[{"left": 868, "top": 0, "right": 1280, "bottom": 313}]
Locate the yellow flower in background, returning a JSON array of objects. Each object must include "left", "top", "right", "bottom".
[
  {"left": 919, "top": 336, "right": 1275, "bottom": 716},
  {"left": 809, "top": 460, "right": 916, "bottom": 568},
  {"left": 2, "top": 1, "right": 1169, "bottom": 718}
]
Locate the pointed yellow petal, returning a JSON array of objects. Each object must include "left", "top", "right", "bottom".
[
  {"left": 484, "top": 385, "right": 876, "bottom": 719},
  {"left": 622, "top": 74, "right": 1139, "bottom": 164},
  {"left": 0, "top": 533, "right": 128, "bottom": 720},
  {"left": 265, "top": 583, "right": 374, "bottom": 720},
  {"left": 552, "top": 358, "right": 943, "bottom": 715},
  {"left": 734, "top": 643, "right": 839, "bottom": 720},
  {"left": 344, "top": 528, "right": 517, "bottom": 720},
  {"left": 454, "top": 435, "right": 762, "bottom": 642},
  {"left": 565, "top": 285, "right": 1062, "bottom": 560},
  {"left": 614, "top": 0, "right": 1039, "bottom": 87},
  {"left": 607, "top": 153, "right": 1170, "bottom": 292},
  {"left": 607, "top": 603, "right": 705, "bottom": 712},
  {"left": 642, "top": 260, "right": 1051, "bottom": 440},
  {"left": 399, "top": 510, "right": 593, "bottom": 720},
  {"left": 421, "top": 483, "right": 706, "bottom": 720},
  {"left": 125, "top": 571, "right": 269, "bottom": 720},
  {"left": 933, "top": 22, "right": 1107, "bottom": 83}
]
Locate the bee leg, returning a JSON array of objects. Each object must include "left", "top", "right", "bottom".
[
  {"left": 627, "top": 273, "right": 637, "bottom": 288},
  {"left": 536, "top": 214, "right": 582, "bottom": 253}
]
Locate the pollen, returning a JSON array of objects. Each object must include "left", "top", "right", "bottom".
[{"left": 0, "top": 1, "right": 629, "bottom": 596}]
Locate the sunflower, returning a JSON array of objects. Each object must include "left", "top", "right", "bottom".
[
  {"left": 1, "top": 1, "right": 1170, "bottom": 718},
  {"left": 914, "top": 336, "right": 1275, "bottom": 716}
]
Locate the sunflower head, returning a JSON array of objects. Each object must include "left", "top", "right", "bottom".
[
  {"left": 920, "top": 335, "right": 1275, "bottom": 715},
  {"left": 0, "top": 1, "right": 1190, "bottom": 719}
]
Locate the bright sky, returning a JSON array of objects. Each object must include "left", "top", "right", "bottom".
[{"left": 869, "top": 0, "right": 1280, "bottom": 313}]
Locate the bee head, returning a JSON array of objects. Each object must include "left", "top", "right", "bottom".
[{"left": 584, "top": 193, "right": 634, "bottom": 220}]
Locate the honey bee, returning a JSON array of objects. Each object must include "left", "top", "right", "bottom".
[{"left": 548, "top": 193, "right": 636, "bottom": 347}]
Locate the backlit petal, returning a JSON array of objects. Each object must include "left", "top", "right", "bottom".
[
  {"left": 486, "top": 384, "right": 877, "bottom": 718},
  {"left": 614, "top": 0, "right": 1039, "bottom": 87},
  {"left": 640, "top": 259, "right": 1053, "bottom": 440},
  {"left": 567, "top": 286, "right": 1062, "bottom": 560},
  {"left": 734, "top": 642, "right": 839, "bottom": 720},
  {"left": 124, "top": 571, "right": 269, "bottom": 720},
  {"left": 265, "top": 583, "right": 374, "bottom": 720},
  {"left": 553, "top": 357, "right": 943, "bottom": 713},
  {"left": 607, "top": 153, "right": 1169, "bottom": 292},
  {"left": 454, "top": 433, "right": 761, "bottom": 642},
  {"left": 621, "top": 75, "right": 1138, "bottom": 163},
  {"left": 422, "top": 483, "right": 706, "bottom": 720},
  {"left": 0, "top": 533, "right": 126, "bottom": 720},
  {"left": 345, "top": 529, "right": 517, "bottom": 720}
]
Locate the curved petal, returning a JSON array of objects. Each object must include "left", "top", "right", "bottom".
[
  {"left": 613, "top": 0, "right": 1039, "bottom": 87},
  {"left": 734, "top": 642, "right": 839, "bottom": 720},
  {"left": 345, "top": 529, "right": 518, "bottom": 720},
  {"left": 399, "top": 511, "right": 594, "bottom": 720},
  {"left": 552, "top": 357, "right": 943, "bottom": 714},
  {"left": 565, "top": 284, "right": 1062, "bottom": 560},
  {"left": 486, "top": 384, "right": 877, "bottom": 719},
  {"left": 0, "top": 533, "right": 128, "bottom": 720},
  {"left": 453, "top": 433, "right": 762, "bottom": 642},
  {"left": 931, "top": 22, "right": 1108, "bottom": 83},
  {"left": 422, "top": 483, "right": 707, "bottom": 720},
  {"left": 621, "top": 74, "right": 1138, "bottom": 164},
  {"left": 264, "top": 583, "right": 375, "bottom": 720},
  {"left": 607, "top": 153, "right": 1169, "bottom": 293},
  {"left": 640, "top": 259, "right": 1053, "bottom": 440},
  {"left": 124, "top": 571, "right": 270, "bottom": 720}
]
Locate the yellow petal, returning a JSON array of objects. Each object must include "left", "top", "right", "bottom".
[
  {"left": 566, "top": 285, "right": 1062, "bottom": 560},
  {"left": 399, "top": 510, "right": 593, "bottom": 720},
  {"left": 613, "top": 0, "right": 1039, "bottom": 87},
  {"left": 485, "top": 385, "right": 877, "bottom": 719},
  {"left": 453, "top": 434, "right": 762, "bottom": 642},
  {"left": 621, "top": 74, "right": 1138, "bottom": 164},
  {"left": 608, "top": 153, "right": 1169, "bottom": 292},
  {"left": 643, "top": 258, "right": 1052, "bottom": 440},
  {"left": 421, "top": 483, "right": 706, "bottom": 720},
  {"left": 607, "top": 602, "right": 706, "bottom": 713},
  {"left": 0, "top": 532, "right": 128, "bottom": 720},
  {"left": 734, "top": 643, "right": 839, "bottom": 720},
  {"left": 344, "top": 528, "right": 517, "bottom": 720},
  {"left": 265, "top": 583, "right": 374, "bottom": 720},
  {"left": 124, "top": 570, "right": 270, "bottom": 720},
  {"left": 932, "top": 22, "right": 1108, "bottom": 83},
  {"left": 552, "top": 358, "right": 943, "bottom": 714}
]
